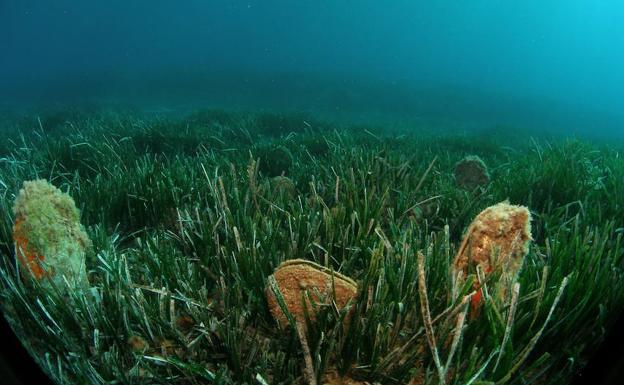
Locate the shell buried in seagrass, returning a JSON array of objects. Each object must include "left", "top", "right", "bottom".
[
  {"left": 12, "top": 179, "right": 91, "bottom": 289},
  {"left": 453, "top": 201, "right": 532, "bottom": 312},
  {"left": 454, "top": 155, "right": 490, "bottom": 190},
  {"left": 266, "top": 259, "right": 358, "bottom": 329}
]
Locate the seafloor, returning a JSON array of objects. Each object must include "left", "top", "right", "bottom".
[{"left": 0, "top": 109, "right": 622, "bottom": 385}]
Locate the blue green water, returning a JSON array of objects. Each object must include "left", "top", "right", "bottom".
[{"left": 1, "top": 1, "right": 623, "bottom": 139}]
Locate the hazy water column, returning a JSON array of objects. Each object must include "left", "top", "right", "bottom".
[{"left": 0, "top": 1, "right": 622, "bottom": 137}]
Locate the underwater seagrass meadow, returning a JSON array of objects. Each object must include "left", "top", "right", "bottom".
[{"left": 0, "top": 109, "right": 623, "bottom": 385}]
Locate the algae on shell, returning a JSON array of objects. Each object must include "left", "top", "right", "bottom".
[{"left": 12, "top": 179, "right": 91, "bottom": 289}]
